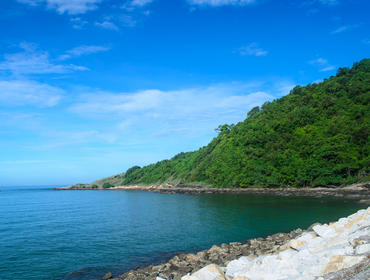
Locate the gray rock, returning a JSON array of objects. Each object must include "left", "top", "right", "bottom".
[{"left": 102, "top": 272, "right": 113, "bottom": 280}]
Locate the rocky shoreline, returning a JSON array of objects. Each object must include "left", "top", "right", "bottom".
[
  {"left": 55, "top": 182, "right": 370, "bottom": 202},
  {"left": 101, "top": 208, "right": 370, "bottom": 280},
  {"left": 115, "top": 228, "right": 304, "bottom": 280}
]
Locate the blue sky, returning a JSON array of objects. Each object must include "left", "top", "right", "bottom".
[{"left": 0, "top": 0, "right": 369, "bottom": 186}]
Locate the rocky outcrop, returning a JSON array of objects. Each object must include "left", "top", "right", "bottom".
[
  {"left": 56, "top": 183, "right": 370, "bottom": 201},
  {"left": 183, "top": 207, "right": 370, "bottom": 280},
  {"left": 117, "top": 229, "right": 302, "bottom": 280},
  {"left": 112, "top": 208, "right": 370, "bottom": 280},
  {"left": 102, "top": 182, "right": 370, "bottom": 201}
]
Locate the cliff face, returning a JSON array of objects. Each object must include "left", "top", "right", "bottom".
[{"left": 74, "top": 59, "right": 370, "bottom": 189}]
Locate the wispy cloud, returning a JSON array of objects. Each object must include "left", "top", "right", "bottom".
[
  {"left": 0, "top": 43, "right": 88, "bottom": 75},
  {"left": 309, "top": 57, "right": 335, "bottom": 72},
  {"left": 188, "top": 0, "right": 256, "bottom": 6},
  {"left": 302, "top": 0, "right": 339, "bottom": 7},
  {"left": 69, "top": 81, "right": 294, "bottom": 139},
  {"left": 95, "top": 20, "right": 119, "bottom": 30},
  {"left": 119, "top": 15, "right": 137, "bottom": 27},
  {"left": 331, "top": 24, "right": 360, "bottom": 34},
  {"left": 70, "top": 17, "right": 88, "bottom": 29},
  {"left": 0, "top": 80, "right": 63, "bottom": 107},
  {"left": 238, "top": 43, "right": 268, "bottom": 57},
  {"left": 130, "top": 0, "right": 154, "bottom": 7},
  {"left": 58, "top": 45, "right": 110, "bottom": 60},
  {"left": 17, "top": 0, "right": 102, "bottom": 15}
]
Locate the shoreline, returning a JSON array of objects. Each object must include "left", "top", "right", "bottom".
[
  {"left": 104, "top": 208, "right": 370, "bottom": 280},
  {"left": 55, "top": 182, "right": 370, "bottom": 202}
]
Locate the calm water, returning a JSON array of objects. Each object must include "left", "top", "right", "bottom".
[{"left": 0, "top": 186, "right": 365, "bottom": 280}]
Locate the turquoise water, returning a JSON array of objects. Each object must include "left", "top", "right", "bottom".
[{"left": 0, "top": 186, "right": 364, "bottom": 280}]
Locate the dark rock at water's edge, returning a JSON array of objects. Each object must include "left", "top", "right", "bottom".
[
  {"left": 112, "top": 228, "right": 304, "bottom": 280},
  {"left": 102, "top": 272, "right": 113, "bottom": 280},
  {"left": 55, "top": 182, "right": 370, "bottom": 202}
]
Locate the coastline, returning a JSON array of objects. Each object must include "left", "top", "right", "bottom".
[
  {"left": 55, "top": 182, "right": 370, "bottom": 202},
  {"left": 104, "top": 208, "right": 370, "bottom": 280},
  {"left": 55, "top": 182, "right": 370, "bottom": 279}
]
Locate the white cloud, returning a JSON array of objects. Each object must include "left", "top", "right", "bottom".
[
  {"left": 119, "top": 15, "right": 137, "bottom": 27},
  {"left": 331, "top": 24, "right": 360, "bottom": 34},
  {"left": 70, "top": 17, "right": 88, "bottom": 29},
  {"left": 0, "top": 43, "right": 88, "bottom": 75},
  {"left": 69, "top": 81, "right": 294, "bottom": 138},
  {"left": 320, "top": 65, "right": 335, "bottom": 72},
  {"left": 310, "top": 57, "right": 328, "bottom": 65},
  {"left": 130, "top": 0, "right": 154, "bottom": 7},
  {"left": 18, "top": 0, "right": 102, "bottom": 15},
  {"left": 0, "top": 80, "right": 63, "bottom": 107},
  {"left": 58, "top": 45, "right": 110, "bottom": 60},
  {"left": 188, "top": 0, "right": 256, "bottom": 6},
  {"left": 95, "top": 20, "right": 119, "bottom": 30},
  {"left": 309, "top": 57, "right": 336, "bottom": 72},
  {"left": 238, "top": 43, "right": 268, "bottom": 57},
  {"left": 302, "top": 0, "right": 339, "bottom": 7}
]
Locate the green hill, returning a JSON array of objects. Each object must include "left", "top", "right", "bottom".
[{"left": 78, "top": 59, "right": 370, "bottom": 189}]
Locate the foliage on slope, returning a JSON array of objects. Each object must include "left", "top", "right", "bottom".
[
  {"left": 105, "top": 59, "right": 370, "bottom": 188},
  {"left": 71, "top": 173, "right": 125, "bottom": 189}
]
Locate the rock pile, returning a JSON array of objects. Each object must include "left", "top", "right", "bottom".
[
  {"left": 105, "top": 208, "right": 369, "bottom": 280},
  {"left": 180, "top": 207, "right": 370, "bottom": 280},
  {"left": 117, "top": 230, "right": 303, "bottom": 280}
]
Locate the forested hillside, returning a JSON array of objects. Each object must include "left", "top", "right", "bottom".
[{"left": 89, "top": 59, "right": 370, "bottom": 189}]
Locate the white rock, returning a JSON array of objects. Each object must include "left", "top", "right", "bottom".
[
  {"left": 312, "top": 224, "right": 337, "bottom": 239},
  {"left": 321, "top": 255, "right": 366, "bottom": 275},
  {"left": 185, "top": 208, "right": 370, "bottom": 280},
  {"left": 355, "top": 243, "right": 370, "bottom": 255},
  {"left": 226, "top": 257, "right": 252, "bottom": 277},
  {"left": 277, "top": 248, "right": 297, "bottom": 260},
  {"left": 184, "top": 264, "right": 226, "bottom": 280}
]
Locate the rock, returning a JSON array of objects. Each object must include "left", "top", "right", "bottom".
[
  {"left": 118, "top": 208, "right": 370, "bottom": 280},
  {"left": 322, "top": 255, "right": 366, "bottom": 275},
  {"left": 355, "top": 244, "right": 370, "bottom": 255},
  {"left": 351, "top": 235, "right": 370, "bottom": 247},
  {"left": 335, "top": 212, "right": 368, "bottom": 233},
  {"left": 312, "top": 224, "right": 337, "bottom": 239},
  {"left": 102, "top": 272, "right": 112, "bottom": 280},
  {"left": 182, "top": 264, "right": 226, "bottom": 280},
  {"left": 307, "top": 222, "right": 322, "bottom": 231},
  {"left": 156, "top": 277, "right": 166, "bottom": 280},
  {"left": 289, "top": 239, "right": 307, "bottom": 251}
]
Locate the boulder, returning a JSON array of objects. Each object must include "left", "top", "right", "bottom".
[
  {"left": 312, "top": 224, "right": 336, "bottom": 239},
  {"left": 321, "top": 255, "right": 366, "bottom": 275},
  {"left": 289, "top": 239, "right": 307, "bottom": 251},
  {"left": 355, "top": 244, "right": 370, "bottom": 255},
  {"left": 102, "top": 272, "right": 112, "bottom": 280},
  {"left": 182, "top": 264, "right": 226, "bottom": 280}
]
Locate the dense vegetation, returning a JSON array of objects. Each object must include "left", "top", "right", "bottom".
[
  {"left": 79, "top": 59, "right": 370, "bottom": 189},
  {"left": 71, "top": 173, "right": 125, "bottom": 189}
]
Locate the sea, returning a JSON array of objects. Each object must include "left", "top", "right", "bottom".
[{"left": 0, "top": 185, "right": 364, "bottom": 280}]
